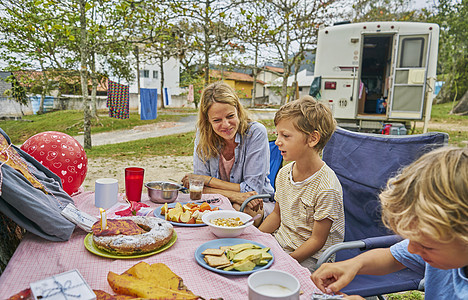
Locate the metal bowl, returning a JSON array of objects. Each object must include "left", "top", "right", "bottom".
[{"left": 145, "top": 181, "right": 183, "bottom": 204}]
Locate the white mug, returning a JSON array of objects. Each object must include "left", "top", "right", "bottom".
[
  {"left": 248, "top": 269, "right": 300, "bottom": 300},
  {"left": 95, "top": 178, "right": 118, "bottom": 209}
]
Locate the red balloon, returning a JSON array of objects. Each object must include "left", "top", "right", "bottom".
[{"left": 20, "top": 131, "right": 88, "bottom": 196}]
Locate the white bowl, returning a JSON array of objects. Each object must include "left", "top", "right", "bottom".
[
  {"left": 202, "top": 210, "right": 252, "bottom": 238},
  {"left": 248, "top": 270, "right": 300, "bottom": 300}
]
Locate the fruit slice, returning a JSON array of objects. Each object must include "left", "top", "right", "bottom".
[
  {"left": 179, "top": 211, "right": 192, "bottom": 223},
  {"left": 199, "top": 202, "right": 211, "bottom": 212},
  {"left": 161, "top": 203, "right": 168, "bottom": 215}
]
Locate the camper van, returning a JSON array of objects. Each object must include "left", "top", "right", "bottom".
[{"left": 310, "top": 21, "right": 439, "bottom": 133}]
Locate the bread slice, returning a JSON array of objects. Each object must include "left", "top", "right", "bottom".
[
  {"left": 203, "top": 254, "right": 230, "bottom": 267},
  {"left": 201, "top": 248, "right": 225, "bottom": 256}
]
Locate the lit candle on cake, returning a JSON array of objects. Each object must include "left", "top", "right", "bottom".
[{"left": 99, "top": 208, "right": 107, "bottom": 230}]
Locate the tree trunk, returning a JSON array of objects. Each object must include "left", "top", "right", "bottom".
[
  {"left": 90, "top": 52, "right": 98, "bottom": 118},
  {"left": 160, "top": 56, "right": 165, "bottom": 109},
  {"left": 39, "top": 92, "right": 45, "bottom": 115},
  {"left": 91, "top": 75, "right": 98, "bottom": 118},
  {"left": 451, "top": 89, "right": 468, "bottom": 115},
  {"left": 435, "top": 79, "right": 454, "bottom": 104},
  {"left": 251, "top": 42, "right": 259, "bottom": 108},
  {"left": 79, "top": 0, "right": 91, "bottom": 149},
  {"left": 134, "top": 46, "right": 141, "bottom": 115}
]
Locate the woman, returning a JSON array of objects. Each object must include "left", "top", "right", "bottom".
[{"left": 182, "top": 81, "right": 274, "bottom": 226}]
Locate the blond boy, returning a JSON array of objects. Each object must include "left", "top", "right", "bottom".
[
  {"left": 311, "top": 147, "right": 468, "bottom": 299},
  {"left": 259, "top": 96, "right": 344, "bottom": 271}
]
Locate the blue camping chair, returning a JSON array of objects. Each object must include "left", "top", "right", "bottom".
[
  {"left": 317, "top": 127, "right": 449, "bottom": 298},
  {"left": 240, "top": 141, "right": 282, "bottom": 211}
]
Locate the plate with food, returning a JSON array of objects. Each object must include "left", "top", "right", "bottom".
[
  {"left": 84, "top": 216, "right": 177, "bottom": 259},
  {"left": 194, "top": 238, "right": 274, "bottom": 275},
  {"left": 154, "top": 202, "right": 220, "bottom": 227}
]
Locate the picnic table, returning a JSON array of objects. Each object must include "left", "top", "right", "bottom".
[{"left": 0, "top": 191, "right": 321, "bottom": 299}]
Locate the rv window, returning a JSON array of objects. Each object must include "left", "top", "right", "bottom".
[{"left": 400, "top": 37, "right": 424, "bottom": 68}]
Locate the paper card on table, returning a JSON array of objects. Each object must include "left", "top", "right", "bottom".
[
  {"left": 30, "top": 269, "right": 96, "bottom": 300},
  {"left": 61, "top": 203, "right": 97, "bottom": 232}
]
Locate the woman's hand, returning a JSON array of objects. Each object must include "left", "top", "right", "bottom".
[
  {"left": 181, "top": 173, "right": 211, "bottom": 188},
  {"left": 181, "top": 173, "right": 191, "bottom": 188}
]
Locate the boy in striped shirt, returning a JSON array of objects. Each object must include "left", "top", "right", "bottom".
[{"left": 259, "top": 96, "right": 344, "bottom": 271}]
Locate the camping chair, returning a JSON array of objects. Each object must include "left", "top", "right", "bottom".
[
  {"left": 317, "top": 127, "right": 449, "bottom": 298},
  {"left": 240, "top": 140, "right": 282, "bottom": 211}
]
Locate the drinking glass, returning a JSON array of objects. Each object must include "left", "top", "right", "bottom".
[{"left": 125, "top": 167, "right": 144, "bottom": 202}]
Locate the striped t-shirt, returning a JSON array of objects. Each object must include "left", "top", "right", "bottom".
[{"left": 274, "top": 161, "right": 344, "bottom": 260}]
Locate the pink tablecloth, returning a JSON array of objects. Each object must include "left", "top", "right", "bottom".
[{"left": 0, "top": 191, "right": 320, "bottom": 299}]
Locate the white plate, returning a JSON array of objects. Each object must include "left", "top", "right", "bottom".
[{"left": 194, "top": 238, "right": 274, "bottom": 275}]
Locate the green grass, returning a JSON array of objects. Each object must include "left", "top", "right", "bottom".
[
  {"left": 386, "top": 291, "right": 424, "bottom": 300},
  {"left": 413, "top": 102, "right": 468, "bottom": 147},
  {"left": 85, "top": 132, "right": 196, "bottom": 158},
  {"left": 430, "top": 102, "right": 468, "bottom": 123},
  {"left": 0, "top": 108, "right": 194, "bottom": 145}
]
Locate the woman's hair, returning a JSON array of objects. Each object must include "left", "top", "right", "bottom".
[
  {"left": 274, "top": 95, "right": 336, "bottom": 152},
  {"left": 196, "top": 81, "right": 251, "bottom": 160},
  {"left": 380, "top": 146, "right": 468, "bottom": 243}
]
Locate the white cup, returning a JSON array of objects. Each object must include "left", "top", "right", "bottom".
[
  {"left": 248, "top": 270, "right": 300, "bottom": 300},
  {"left": 95, "top": 178, "right": 118, "bottom": 209}
]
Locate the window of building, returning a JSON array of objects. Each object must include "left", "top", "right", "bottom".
[
  {"left": 153, "top": 71, "right": 158, "bottom": 79},
  {"left": 140, "top": 70, "right": 149, "bottom": 78}
]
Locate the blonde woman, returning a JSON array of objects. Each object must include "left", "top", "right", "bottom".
[{"left": 182, "top": 81, "right": 274, "bottom": 226}]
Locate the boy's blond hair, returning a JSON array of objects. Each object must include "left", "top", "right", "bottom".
[
  {"left": 380, "top": 147, "right": 468, "bottom": 243},
  {"left": 274, "top": 95, "right": 336, "bottom": 152}
]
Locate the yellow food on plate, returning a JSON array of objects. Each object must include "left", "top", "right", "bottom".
[
  {"left": 107, "top": 261, "right": 199, "bottom": 299},
  {"left": 161, "top": 202, "right": 219, "bottom": 224}
]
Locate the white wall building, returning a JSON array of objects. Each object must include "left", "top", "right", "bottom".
[
  {"left": 253, "top": 66, "right": 283, "bottom": 104},
  {"left": 267, "top": 69, "right": 315, "bottom": 104},
  {"left": 108, "top": 51, "right": 186, "bottom": 110}
]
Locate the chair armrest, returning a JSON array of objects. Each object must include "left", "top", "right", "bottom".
[
  {"left": 361, "top": 235, "right": 403, "bottom": 250},
  {"left": 239, "top": 194, "right": 272, "bottom": 212},
  {"left": 316, "top": 235, "right": 403, "bottom": 268},
  {"left": 317, "top": 240, "right": 366, "bottom": 267}
]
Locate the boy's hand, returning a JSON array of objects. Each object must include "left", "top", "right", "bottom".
[{"left": 311, "top": 261, "right": 358, "bottom": 294}]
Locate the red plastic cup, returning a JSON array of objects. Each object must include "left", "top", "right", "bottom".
[{"left": 125, "top": 167, "right": 145, "bottom": 202}]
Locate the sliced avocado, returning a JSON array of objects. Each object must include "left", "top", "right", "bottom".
[
  {"left": 223, "top": 264, "right": 235, "bottom": 271},
  {"left": 229, "top": 243, "right": 261, "bottom": 253},
  {"left": 233, "top": 260, "right": 256, "bottom": 272},
  {"left": 232, "top": 249, "right": 273, "bottom": 262},
  {"left": 242, "top": 253, "right": 263, "bottom": 265},
  {"left": 226, "top": 250, "right": 235, "bottom": 260},
  {"left": 257, "top": 260, "right": 269, "bottom": 266}
]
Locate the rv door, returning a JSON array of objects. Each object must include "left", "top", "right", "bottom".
[{"left": 389, "top": 33, "right": 431, "bottom": 119}]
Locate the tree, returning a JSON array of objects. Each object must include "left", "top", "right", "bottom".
[
  {"left": 235, "top": 1, "right": 275, "bottom": 107},
  {"left": 0, "top": 0, "right": 134, "bottom": 149},
  {"left": 351, "top": 0, "right": 415, "bottom": 21},
  {"left": 3, "top": 75, "right": 28, "bottom": 109},
  {"left": 265, "top": 0, "right": 336, "bottom": 105},
  {"left": 177, "top": 0, "right": 238, "bottom": 86},
  {"left": 125, "top": 1, "right": 187, "bottom": 109},
  {"left": 0, "top": 1, "right": 71, "bottom": 115},
  {"left": 431, "top": 0, "right": 468, "bottom": 115}
]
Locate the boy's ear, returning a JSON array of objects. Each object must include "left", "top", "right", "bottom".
[{"left": 307, "top": 131, "right": 320, "bottom": 148}]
